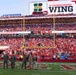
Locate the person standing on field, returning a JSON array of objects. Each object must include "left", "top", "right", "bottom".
[
  {"left": 28, "top": 52, "right": 33, "bottom": 70},
  {"left": 33, "top": 53, "right": 37, "bottom": 70},
  {"left": 3, "top": 51, "right": 8, "bottom": 69},
  {"left": 21, "top": 52, "right": 27, "bottom": 69},
  {"left": 10, "top": 51, "right": 16, "bottom": 69}
]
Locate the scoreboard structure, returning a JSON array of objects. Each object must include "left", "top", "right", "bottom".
[{"left": 30, "top": 0, "right": 76, "bottom": 15}]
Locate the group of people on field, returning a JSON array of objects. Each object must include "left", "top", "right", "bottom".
[
  {"left": 3, "top": 51, "right": 38, "bottom": 70},
  {"left": 3, "top": 51, "right": 16, "bottom": 69},
  {"left": 21, "top": 52, "right": 37, "bottom": 70}
]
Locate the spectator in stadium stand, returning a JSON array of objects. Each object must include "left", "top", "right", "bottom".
[
  {"left": 57, "top": 54, "right": 60, "bottom": 60},
  {"left": 3, "top": 51, "right": 8, "bottom": 69},
  {"left": 53, "top": 54, "right": 56, "bottom": 60},
  {"left": 21, "top": 52, "right": 28, "bottom": 69},
  {"left": 10, "top": 51, "right": 16, "bottom": 69}
]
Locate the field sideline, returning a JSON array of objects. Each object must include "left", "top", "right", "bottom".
[
  {"left": 0, "top": 61, "right": 76, "bottom": 75},
  {"left": 0, "top": 69, "right": 76, "bottom": 75}
]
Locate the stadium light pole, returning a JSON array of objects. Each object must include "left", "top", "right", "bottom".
[
  {"left": 52, "top": 0, "right": 56, "bottom": 48},
  {"left": 22, "top": 0, "right": 26, "bottom": 50}
]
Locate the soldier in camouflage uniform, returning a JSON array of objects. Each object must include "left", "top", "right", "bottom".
[
  {"left": 21, "top": 53, "right": 28, "bottom": 69},
  {"left": 10, "top": 51, "right": 16, "bottom": 69},
  {"left": 33, "top": 54, "right": 37, "bottom": 70},
  {"left": 28, "top": 52, "right": 33, "bottom": 70},
  {"left": 3, "top": 52, "right": 8, "bottom": 69}
]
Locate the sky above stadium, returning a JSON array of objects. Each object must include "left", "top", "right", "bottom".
[{"left": 0, "top": 0, "right": 72, "bottom": 16}]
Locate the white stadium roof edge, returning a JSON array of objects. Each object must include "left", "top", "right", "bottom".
[{"left": 0, "top": 14, "right": 76, "bottom": 20}]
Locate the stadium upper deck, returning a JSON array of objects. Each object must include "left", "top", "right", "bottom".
[
  {"left": 0, "top": 0, "right": 76, "bottom": 25},
  {"left": 0, "top": 14, "right": 76, "bottom": 25}
]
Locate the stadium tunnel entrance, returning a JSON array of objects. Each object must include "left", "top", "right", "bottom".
[{"left": 0, "top": 50, "right": 4, "bottom": 54}]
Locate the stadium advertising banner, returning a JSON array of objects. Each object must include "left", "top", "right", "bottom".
[
  {"left": 2, "top": 14, "right": 21, "bottom": 17},
  {"left": 30, "top": 1, "right": 76, "bottom": 15},
  {"left": 47, "top": 1, "right": 76, "bottom": 15},
  {"left": 30, "top": 2, "right": 47, "bottom": 15}
]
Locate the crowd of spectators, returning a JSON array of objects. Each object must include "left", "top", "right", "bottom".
[
  {"left": 56, "top": 24, "right": 76, "bottom": 30},
  {"left": 0, "top": 25, "right": 23, "bottom": 32},
  {"left": 0, "top": 37, "right": 76, "bottom": 59},
  {"left": 0, "top": 24, "right": 76, "bottom": 34},
  {"left": 0, "top": 23, "right": 76, "bottom": 60}
]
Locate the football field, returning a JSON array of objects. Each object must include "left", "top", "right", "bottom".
[
  {"left": 0, "top": 61, "right": 76, "bottom": 75},
  {"left": 0, "top": 69, "right": 76, "bottom": 75}
]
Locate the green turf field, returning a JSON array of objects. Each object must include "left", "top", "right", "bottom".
[{"left": 0, "top": 61, "right": 76, "bottom": 75}]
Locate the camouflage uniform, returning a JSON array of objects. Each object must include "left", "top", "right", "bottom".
[
  {"left": 3, "top": 53, "right": 8, "bottom": 69},
  {"left": 21, "top": 54, "right": 27, "bottom": 69},
  {"left": 10, "top": 54, "right": 16, "bottom": 69}
]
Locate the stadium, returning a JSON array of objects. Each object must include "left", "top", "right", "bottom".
[{"left": 0, "top": 0, "right": 76, "bottom": 75}]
